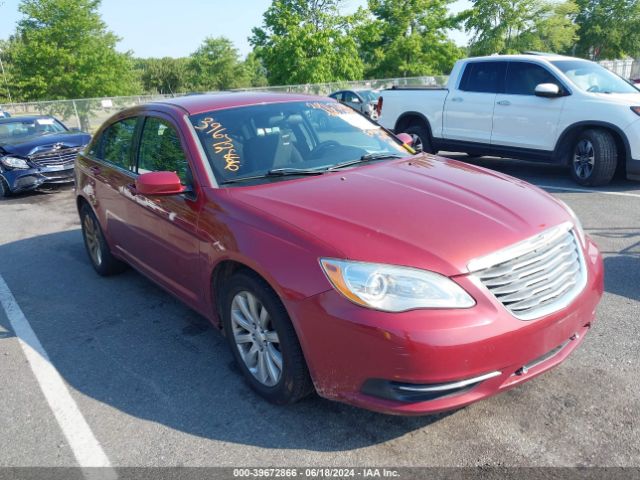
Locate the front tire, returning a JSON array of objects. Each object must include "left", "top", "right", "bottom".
[
  {"left": 570, "top": 129, "right": 617, "bottom": 186},
  {"left": 80, "top": 203, "right": 127, "bottom": 276},
  {"left": 0, "top": 176, "right": 11, "bottom": 198},
  {"left": 222, "top": 271, "right": 313, "bottom": 405},
  {"left": 403, "top": 124, "right": 434, "bottom": 154}
]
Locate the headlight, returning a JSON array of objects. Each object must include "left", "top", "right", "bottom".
[
  {"left": 1, "top": 156, "right": 30, "bottom": 169},
  {"left": 558, "top": 200, "right": 586, "bottom": 247},
  {"left": 319, "top": 258, "right": 475, "bottom": 312}
]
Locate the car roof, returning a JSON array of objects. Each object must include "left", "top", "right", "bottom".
[
  {"left": 148, "top": 92, "right": 334, "bottom": 115},
  {"left": 0, "top": 114, "right": 57, "bottom": 124},
  {"left": 464, "top": 54, "right": 583, "bottom": 63}
]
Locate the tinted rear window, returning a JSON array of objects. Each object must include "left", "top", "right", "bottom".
[{"left": 459, "top": 62, "right": 507, "bottom": 93}]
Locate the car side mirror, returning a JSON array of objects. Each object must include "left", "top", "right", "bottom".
[
  {"left": 534, "top": 83, "right": 561, "bottom": 98},
  {"left": 396, "top": 132, "right": 414, "bottom": 146},
  {"left": 136, "top": 171, "right": 186, "bottom": 196}
]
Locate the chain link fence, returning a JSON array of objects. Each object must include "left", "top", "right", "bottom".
[
  {"left": 0, "top": 94, "right": 183, "bottom": 133},
  {"left": 598, "top": 59, "right": 640, "bottom": 80},
  {"left": 0, "top": 76, "right": 447, "bottom": 133}
]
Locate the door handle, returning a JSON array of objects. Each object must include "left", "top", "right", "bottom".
[
  {"left": 496, "top": 100, "right": 511, "bottom": 106},
  {"left": 450, "top": 97, "right": 463, "bottom": 102}
]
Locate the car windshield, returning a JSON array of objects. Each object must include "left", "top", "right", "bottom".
[
  {"left": 551, "top": 60, "right": 639, "bottom": 94},
  {"left": 0, "top": 117, "right": 67, "bottom": 143},
  {"left": 190, "top": 101, "right": 410, "bottom": 185}
]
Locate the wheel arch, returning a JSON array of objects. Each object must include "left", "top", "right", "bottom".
[
  {"left": 394, "top": 111, "right": 434, "bottom": 140},
  {"left": 76, "top": 194, "right": 91, "bottom": 214},
  {"left": 554, "top": 121, "right": 631, "bottom": 172},
  {"left": 210, "top": 259, "right": 286, "bottom": 331}
]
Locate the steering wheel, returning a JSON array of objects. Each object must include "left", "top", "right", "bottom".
[
  {"left": 587, "top": 85, "right": 600, "bottom": 92},
  {"left": 310, "top": 141, "right": 341, "bottom": 158}
]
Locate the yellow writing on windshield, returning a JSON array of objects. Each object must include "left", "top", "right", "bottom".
[
  {"left": 306, "top": 102, "right": 350, "bottom": 117},
  {"left": 195, "top": 117, "right": 240, "bottom": 172}
]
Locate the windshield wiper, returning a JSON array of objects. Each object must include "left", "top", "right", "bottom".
[
  {"left": 219, "top": 155, "right": 402, "bottom": 184},
  {"left": 219, "top": 167, "right": 325, "bottom": 185},
  {"left": 327, "top": 153, "right": 402, "bottom": 171}
]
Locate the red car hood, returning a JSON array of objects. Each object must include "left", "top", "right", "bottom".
[{"left": 227, "top": 155, "right": 571, "bottom": 276}]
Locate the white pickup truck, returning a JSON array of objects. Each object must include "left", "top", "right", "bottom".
[{"left": 377, "top": 54, "right": 640, "bottom": 186}]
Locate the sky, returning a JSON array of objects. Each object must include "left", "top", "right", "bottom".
[{"left": 0, "top": 0, "right": 471, "bottom": 59}]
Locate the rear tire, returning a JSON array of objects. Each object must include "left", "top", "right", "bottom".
[
  {"left": 80, "top": 203, "right": 127, "bottom": 276},
  {"left": 570, "top": 129, "right": 617, "bottom": 186},
  {"left": 403, "top": 124, "right": 434, "bottom": 154},
  {"left": 222, "top": 270, "right": 314, "bottom": 405}
]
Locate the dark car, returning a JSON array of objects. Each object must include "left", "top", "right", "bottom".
[
  {"left": 328, "top": 89, "right": 380, "bottom": 118},
  {"left": 0, "top": 115, "right": 91, "bottom": 196}
]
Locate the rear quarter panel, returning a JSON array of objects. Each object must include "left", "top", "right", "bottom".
[{"left": 378, "top": 89, "right": 450, "bottom": 137}]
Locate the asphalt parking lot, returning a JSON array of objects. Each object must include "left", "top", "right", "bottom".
[{"left": 1, "top": 155, "right": 639, "bottom": 469}]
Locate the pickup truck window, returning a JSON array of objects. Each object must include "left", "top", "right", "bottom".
[
  {"left": 505, "top": 62, "right": 560, "bottom": 95},
  {"left": 459, "top": 61, "right": 506, "bottom": 93}
]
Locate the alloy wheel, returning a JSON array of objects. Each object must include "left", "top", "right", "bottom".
[
  {"left": 230, "top": 291, "right": 282, "bottom": 387},
  {"left": 83, "top": 214, "right": 102, "bottom": 267},
  {"left": 573, "top": 139, "right": 595, "bottom": 180}
]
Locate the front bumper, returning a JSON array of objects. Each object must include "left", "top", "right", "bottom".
[
  {"left": 1, "top": 164, "right": 75, "bottom": 193},
  {"left": 289, "top": 237, "right": 604, "bottom": 415}
]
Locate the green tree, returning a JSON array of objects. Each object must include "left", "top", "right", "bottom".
[
  {"left": 509, "top": 1, "right": 579, "bottom": 54},
  {"left": 358, "top": 0, "right": 464, "bottom": 78},
  {"left": 11, "top": 0, "right": 138, "bottom": 102},
  {"left": 188, "top": 37, "right": 249, "bottom": 91},
  {"left": 250, "top": 0, "right": 364, "bottom": 85},
  {"left": 137, "top": 57, "right": 189, "bottom": 94},
  {"left": 574, "top": 0, "right": 640, "bottom": 59},
  {"left": 463, "top": 0, "right": 541, "bottom": 55},
  {"left": 529, "top": 1, "right": 579, "bottom": 54},
  {"left": 463, "top": 0, "right": 580, "bottom": 56},
  {"left": 242, "top": 52, "right": 269, "bottom": 87},
  {"left": 0, "top": 38, "right": 18, "bottom": 104}
]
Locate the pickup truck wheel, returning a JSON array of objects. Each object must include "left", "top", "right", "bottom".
[
  {"left": 222, "top": 271, "right": 314, "bottom": 405},
  {"left": 403, "top": 125, "right": 433, "bottom": 154},
  {"left": 570, "top": 129, "right": 617, "bottom": 186}
]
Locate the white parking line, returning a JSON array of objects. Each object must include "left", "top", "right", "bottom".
[
  {"left": 537, "top": 184, "right": 640, "bottom": 198},
  {"left": 0, "top": 274, "right": 116, "bottom": 479}
]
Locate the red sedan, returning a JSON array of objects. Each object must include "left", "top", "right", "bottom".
[{"left": 75, "top": 93, "right": 603, "bottom": 415}]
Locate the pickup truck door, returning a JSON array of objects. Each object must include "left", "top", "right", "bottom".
[
  {"left": 491, "top": 61, "right": 567, "bottom": 151},
  {"left": 442, "top": 61, "right": 506, "bottom": 144}
]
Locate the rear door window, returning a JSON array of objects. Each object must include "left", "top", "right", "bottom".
[
  {"left": 459, "top": 62, "right": 507, "bottom": 93},
  {"left": 98, "top": 117, "right": 138, "bottom": 170}
]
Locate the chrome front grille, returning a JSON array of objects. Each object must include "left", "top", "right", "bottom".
[
  {"left": 29, "top": 146, "right": 83, "bottom": 167},
  {"left": 469, "top": 222, "right": 587, "bottom": 320}
]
